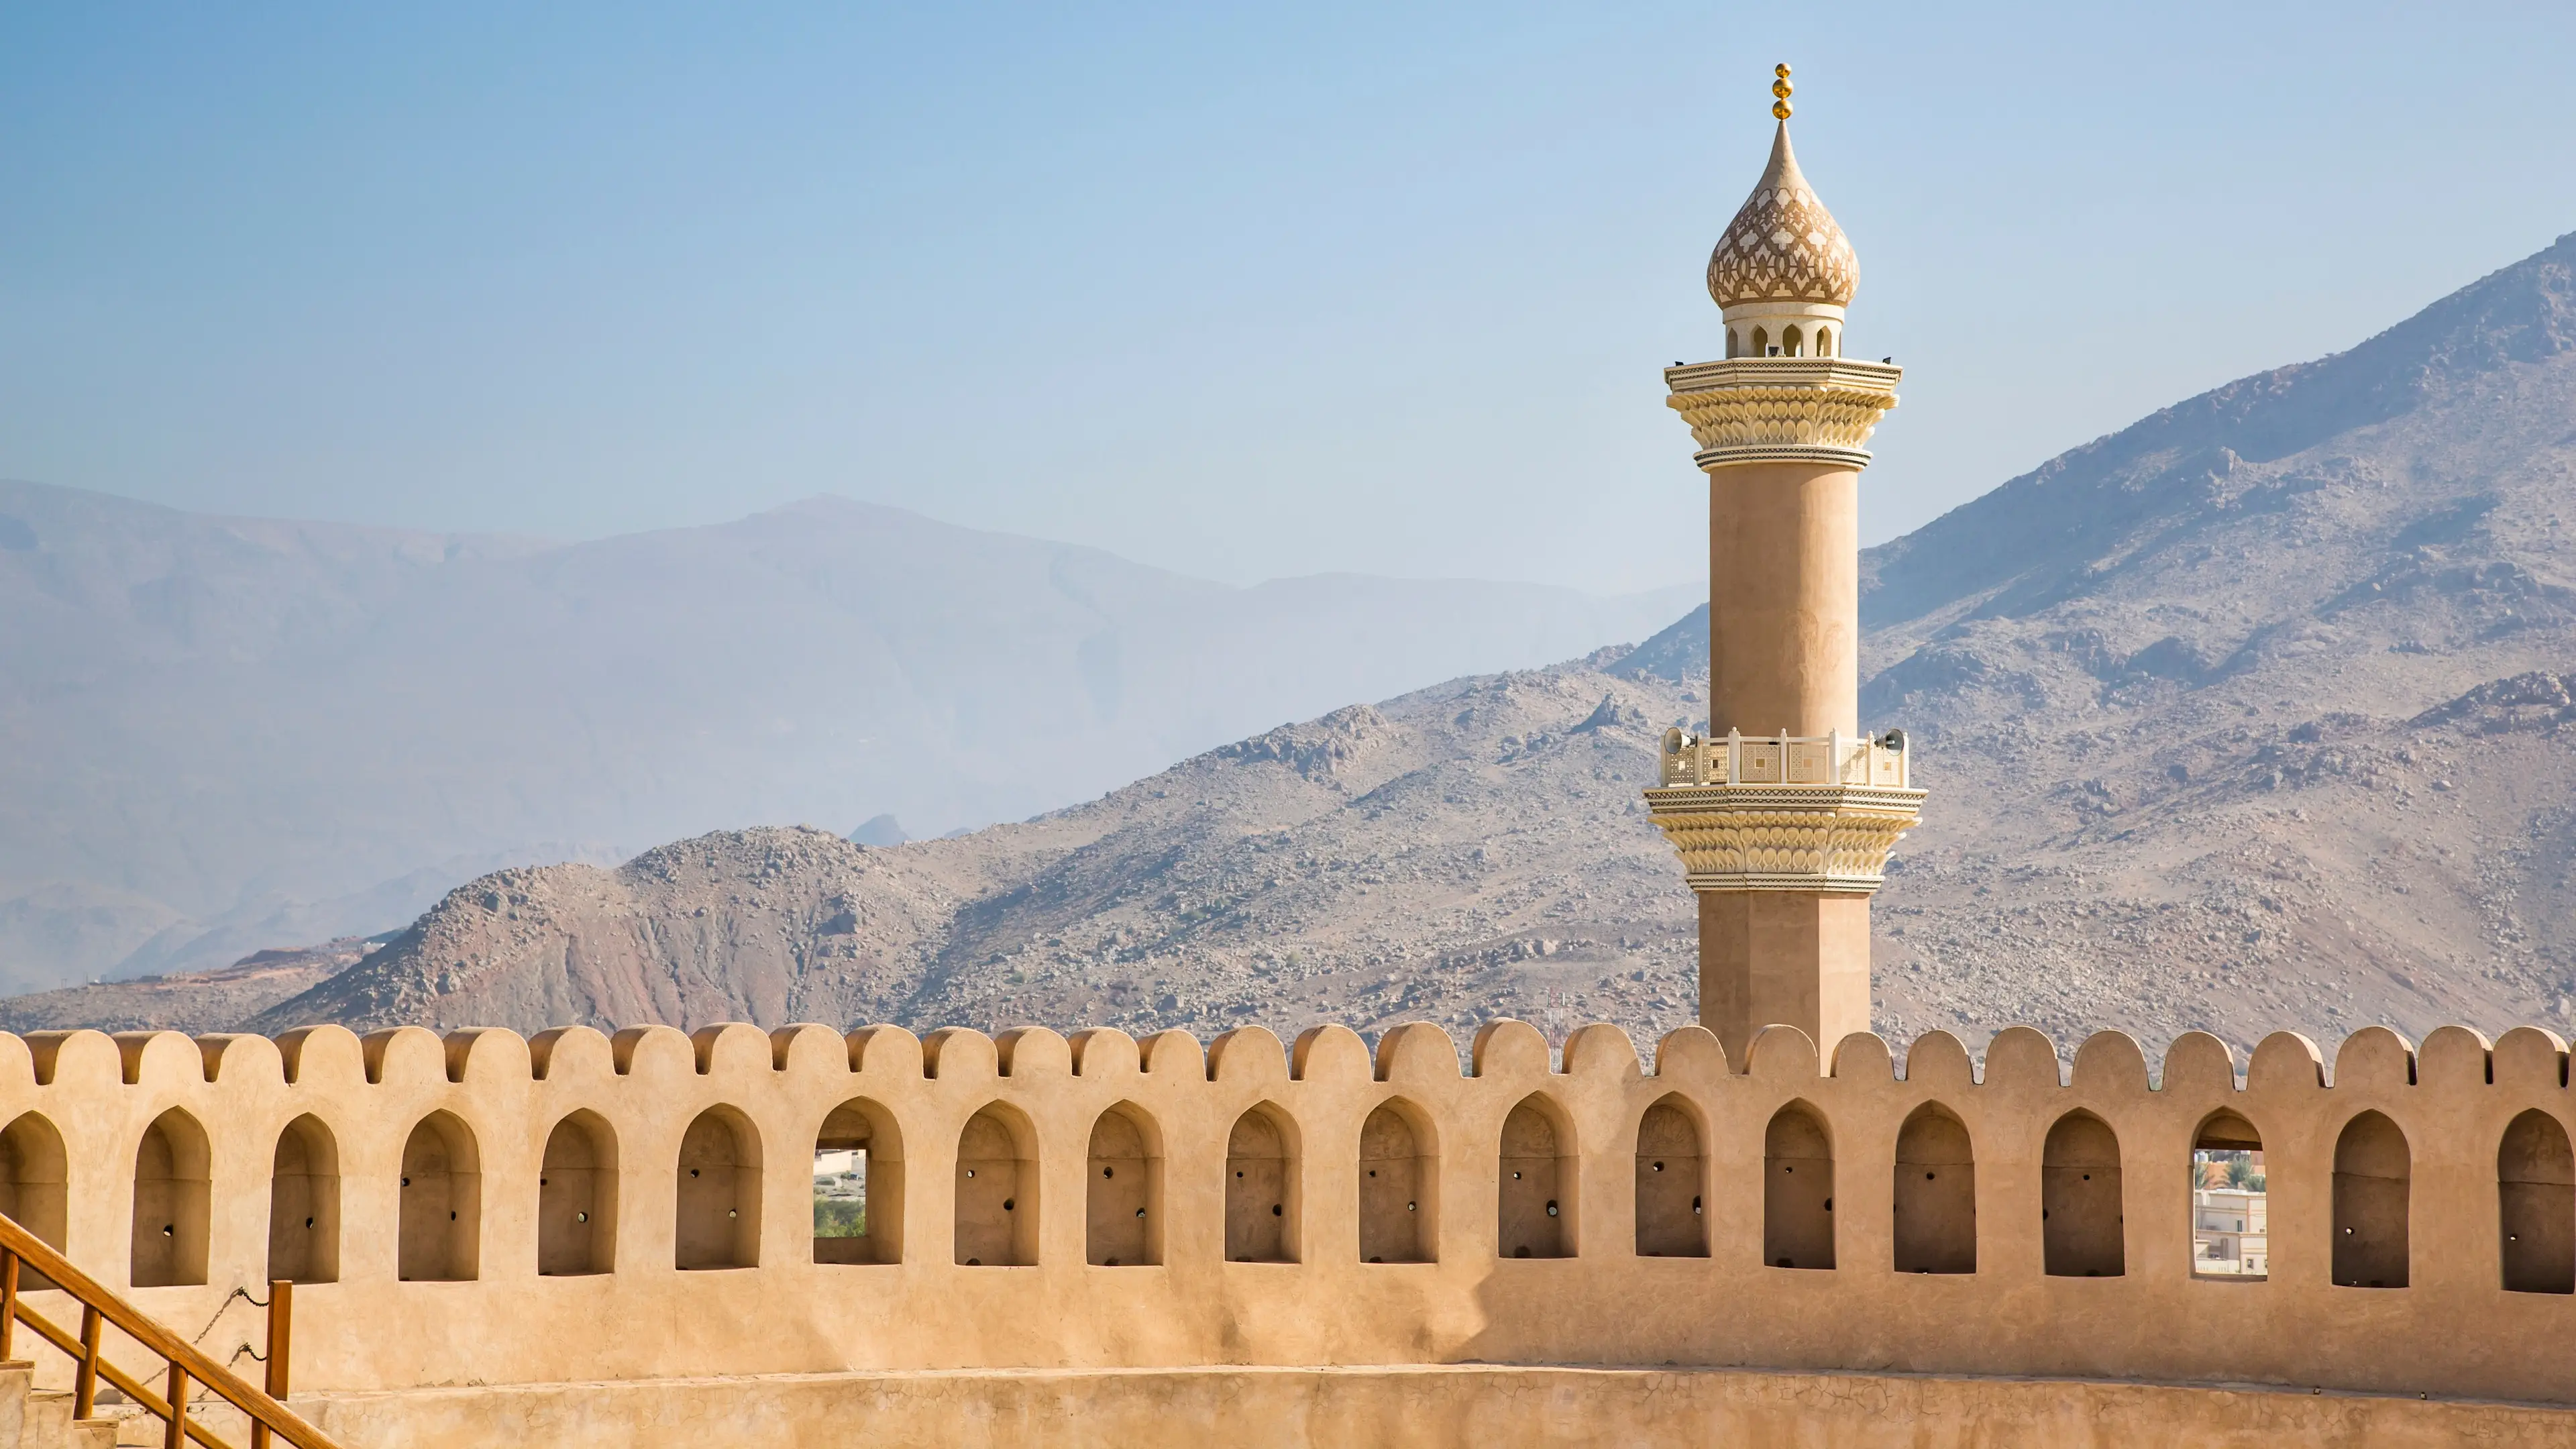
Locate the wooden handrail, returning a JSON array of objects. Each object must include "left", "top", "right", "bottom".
[{"left": 0, "top": 1213, "right": 341, "bottom": 1449}]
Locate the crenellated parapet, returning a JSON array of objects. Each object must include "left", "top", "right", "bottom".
[{"left": 0, "top": 1016, "right": 2571, "bottom": 1411}]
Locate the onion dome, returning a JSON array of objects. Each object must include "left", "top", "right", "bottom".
[{"left": 1705, "top": 121, "right": 1858, "bottom": 311}]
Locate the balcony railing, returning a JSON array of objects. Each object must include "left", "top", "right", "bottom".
[{"left": 1656, "top": 727, "right": 1911, "bottom": 790}]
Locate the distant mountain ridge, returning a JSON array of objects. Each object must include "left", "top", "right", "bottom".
[{"left": 0, "top": 485, "right": 1690, "bottom": 994}]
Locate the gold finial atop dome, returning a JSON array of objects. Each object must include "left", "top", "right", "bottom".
[
  {"left": 1771, "top": 62, "right": 1792, "bottom": 121},
  {"left": 1706, "top": 68, "right": 1858, "bottom": 315}
]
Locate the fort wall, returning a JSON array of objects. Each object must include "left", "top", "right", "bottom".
[{"left": 1, "top": 1016, "right": 2572, "bottom": 1409}]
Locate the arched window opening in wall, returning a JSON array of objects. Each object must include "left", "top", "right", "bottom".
[
  {"left": 1763, "top": 1103, "right": 1833, "bottom": 1270},
  {"left": 2332, "top": 1110, "right": 2409, "bottom": 1289},
  {"left": 1359, "top": 1099, "right": 1437, "bottom": 1265},
  {"left": 1725, "top": 329, "right": 1741, "bottom": 360},
  {"left": 1498, "top": 1095, "right": 1573, "bottom": 1260},
  {"left": 267, "top": 1115, "right": 340, "bottom": 1285},
  {"left": 131, "top": 1108, "right": 211, "bottom": 1289},
  {"left": 1086, "top": 1103, "right": 1163, "bottom": 1267},
  {"left": 399, "top": 1111, "right": 482, "bottom": 1282},
  {"left": 1224, "top": 1104, "right": 1297, "bottom": 1263},
  {"left": 2190, "top": 1111, "right": 2265, "bottom": 1281},
  {"left": 676, "top": 1107, "right": 762, "bottom": 1271},
  {"left": 0, "top": 1113, "right": 68, "bottom": 1289},
  {"left": 1635, "top": 1096, "right": 1707, "bottom": 1258},
  {"left": 2493, "top": 1103, "right": 2576, "bottom": 1284},
  {"left": 1892, "top": 1103, "right": 1975, "bottom": 1274},
  {"left": 1815, "top": 326, "right": 1833, "bottom": 357},
  {"left": 1750, "top": 327, "right": 1770, "bottom": 358},
  {"left": 1782, "top": 325, "right": 1804, "bottom": 357},
  {"left": 955, "top": 1104, "right": 1037, "bottom": 1267},
  {"left": 539, "top": 1111, "right": 619, "bottom": 1277},
  {"left": 2041, "top": 1110, "right": 2124, "bottom": 1277},
  {"left": 813, "top": 1098, "right": 903, "bottom": 1267},
  {"left": 2499, "top": 1109, "right": 2574, "bottom": 1294}
]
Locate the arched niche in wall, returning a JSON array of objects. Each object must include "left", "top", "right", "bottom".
[
  {"left": 0, "top": 1113, "right": 68, "bottom": 1288},
  {"left": 539, "top": 1111, "right": 619, "bottom": 1277},
  {"left": 399, "top": 1111, "right": 482, "bottom": 1282},
  {"left": 1815, "top": 325, "right": 1834, "bottom": 357},
  {"left": 1358, "top": 1099, "right": 1437, "bottom": 1265},
  {"left": 1224, "top": 1104, "right": 1297, "bottom": 1264},
  {"left": 1892, "top": 1103, "right": 1976, "bottom": 1275},
  {"left": 955, "top": 1104, "right": 1037, "bottom": 1267},
  {"left": 676, "top": 1106, "right": 762, "bottom": 1271},
  {"left": 2332, "top": 1110, "right": 2409, "bottom": 1289},
  {"left": 812, "top": 1097, "right": 903, "bottom": 1267},
  {"left": 268, "top": 1114, "right": 341, "bottom": 1284},
  {"left": 2499, "top": 1109, "right": 2574, "bottom": 1294},
  {"left": 1497, "top": 1094, "right": 1573, "bottom": 1260},
  {"left": 2189, "top": 1110, "right": 2266, "bottom": 1281},
  {"left": 1634, "top": 1095, "right": 1707, "bottom": 1258},
  {"left": 2041, "top": 1110, "right": 2123, "bottom": 1277},
  {"left": 131, "top": 1108, "right": 211, "bottom": 1288},
  {"left": 1763, "top": 1102, "right": 1833, "bottom": 1271},
  {"left": 1086, "top": 1103, "right": 1162, "bottom": 1267}
]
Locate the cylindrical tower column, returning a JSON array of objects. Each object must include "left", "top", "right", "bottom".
[{"left": 1643, "top": 75, "right": 1925, "bottom": 1069}]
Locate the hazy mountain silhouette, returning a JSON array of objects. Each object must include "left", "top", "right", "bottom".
[{"left": 0, "top": 487, "right": 1688, "bottom": 993}]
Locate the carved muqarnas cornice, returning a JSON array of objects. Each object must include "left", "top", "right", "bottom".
[
  {"left": 1664, "top": 358, "right": 1900, "bottom": 471},
  {"left": 1643, "top": 784, "right": 1926, "bottom": 894}
]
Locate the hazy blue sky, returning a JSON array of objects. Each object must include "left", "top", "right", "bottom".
[{"left": 6, "top": 3, "right": 2573, "bottom": 592}]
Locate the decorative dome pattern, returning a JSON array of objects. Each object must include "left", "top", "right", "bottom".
[{"left": 1706, "top": 122, "right": 1857, "bottom": 309}]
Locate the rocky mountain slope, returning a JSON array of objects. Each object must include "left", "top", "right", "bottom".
[
  {"left": 0, "top": 487, "right": 1686, "bottom": 992},
  {"left": 14, "top": 229, "right": 2576, "bottom": 1059}
]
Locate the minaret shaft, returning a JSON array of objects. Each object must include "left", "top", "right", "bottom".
[{"left": 1709, "top": 461, "right": 1860, "bottom": 739}]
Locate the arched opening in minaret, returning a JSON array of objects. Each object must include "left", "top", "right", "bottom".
[
  {"left": 1750, "top": 327, "right": 1769, "bottom": 358},
  {"left": 1225, "top": 1103, "right": 1297, "bottom": 1263},
  {"left": 1358, "top": 1098, "right": 1436, "bottom": 1264},
  {"left": 1725, "top": 328, "right": 1741, "bottom": 359},
  {"left": 1782, "top": 325, "right": 1803, "bottom": 357},
  {"left": 2189, "top": 1111, "right": 2265, "bottom": 1280},
  {"left": 2332, "top": 1110, "right": 2408, "bottom": 1289},
  {"left": 2499, "top": 1109, "right": 2573, "bottom": 1293},
  {"left": 2042, "top": 1110, "right": 2124, "bottom": 1277},
  {"left": 1763, "top": 1102, "right": 1833, "bottom": 1269},
  {"left": 1085, "top": 1102, "right": 1162, "bottom": 1267},
  {"left": 1634, "top": 1095, "right": 1707, "bottom": 1258},
  {"left": 1892, "top": 1103, "right": 1974, "bottom": 1274},
  {"left": 1497, "top": 1093, "right": 1572, "bottom": 1260},
  {"left": 1815, "top": 325, "right": 1833, "bottom": 356}
]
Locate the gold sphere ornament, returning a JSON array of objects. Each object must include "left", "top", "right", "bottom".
[{"left": 1770, "top": 62, "right": 1793, "bottom": 119}]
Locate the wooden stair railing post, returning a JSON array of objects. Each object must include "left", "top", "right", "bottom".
[
  {"left": 252, "top": 1279, "right": 292, "bottom": 1449},
  {"left": 163, "top": 1360, "right": 190, "bottom": 1449},
  {"left": 73, "top": 1303, "right": 100, "bottom": 1419},
  {"left": 1, "top": 1248, "right": 17, "bottom": 1362}
]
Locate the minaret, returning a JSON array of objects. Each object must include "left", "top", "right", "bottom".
[{"left": 1645, "top": 65, "right": 1924, "bottom": 1067}]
